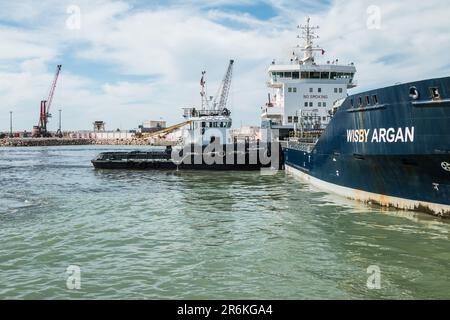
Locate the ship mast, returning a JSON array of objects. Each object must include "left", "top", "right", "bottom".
[
  {"left": 296, "top": 17, "right": 322, "bottom": 65},
  {"left": 200, "top": 71, "right": 209, "bottom": 110}
]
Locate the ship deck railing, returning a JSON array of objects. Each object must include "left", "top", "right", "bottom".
[
  {"left": 182, "top": 108, "right": 230, "bottom": 118},
  {"left": 96, "top": 150, "right": 171, "bottom": 161},
  {"left": 286, "top": 140, "right": 317, "bottom": 153}
]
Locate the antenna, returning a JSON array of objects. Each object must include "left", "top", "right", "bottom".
[
  {"left": 200, "top": 71, "right": 209, "bottom": 110},
  {"left": 295, "top": 17, "right": 323, "bottom": 64}
]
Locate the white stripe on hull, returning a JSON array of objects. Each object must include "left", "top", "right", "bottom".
[{"left": 285, "top": 164, "right": 450, "bottom": 218}]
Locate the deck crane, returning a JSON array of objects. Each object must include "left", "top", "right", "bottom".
[
  {"left": 212, "top": 59, "right": 234, "bottom": 112},
  {"left": 33, "top": 64, "right": 62, "bottom": 137}
]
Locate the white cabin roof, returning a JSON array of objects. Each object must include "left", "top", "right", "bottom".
[{"left": 268, "top": 64, "right": 356, "bottom": 74}]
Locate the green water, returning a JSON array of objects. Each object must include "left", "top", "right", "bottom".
[{"left": 0, "top": 145, "right": 449, "bottom": 299}]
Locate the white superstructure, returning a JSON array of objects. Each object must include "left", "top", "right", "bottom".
[
  {"left": 261, "top": 17, "right": 357, "bottom": 130},
  {"left": 180, "top": 60, "right": 234, "bottom": 145},
  {"left": 181, "top": 107, "right": 232, "bottom": 145}
]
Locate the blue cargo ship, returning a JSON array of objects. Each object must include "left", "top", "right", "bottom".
[{"left": 262, "top": 18, "right": 450, "bottom": 217}]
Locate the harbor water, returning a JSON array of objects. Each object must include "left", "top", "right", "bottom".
[{"left": 0, "top": 145, "right": 449, "bottom": 299}]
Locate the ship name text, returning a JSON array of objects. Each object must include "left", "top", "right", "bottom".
[{"left": 346, "top": 127, "right": 414, "bottom": 143}]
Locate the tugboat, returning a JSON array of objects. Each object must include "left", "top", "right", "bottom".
[
  {"left": 262, "top": 17, "right": 450, "bottom": 217},
  {"left": 92, "top": 60, "right": 281, "bottom": 170}
]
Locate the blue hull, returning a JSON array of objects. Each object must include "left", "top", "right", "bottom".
[{"left": 284, "top": 76, "right": 450, "bottom": 217}]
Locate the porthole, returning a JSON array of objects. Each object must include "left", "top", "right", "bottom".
[
  {"left": 430, "top": 87, "right": 441, "bottom": 100},
  {"left": 409, "top": 86, "right": 419, "bottom": 100}
]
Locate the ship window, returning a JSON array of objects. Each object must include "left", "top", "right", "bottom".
[
  {"left": 318, "top": 88, "right": 322, "bottom": 93},
  {"left": 339, "top": 88, "right": 343, "bottom": 93},
  {"left": 323, "top": 102, "right": 327, "bottom": 107},
  {"left": 330, "top": 72, "right": 337, "bottom": 79},
  {"left": 288, "top": 116, "right": 293, "bottom": 123},
  {"left": 409, "top": 87, "right": 419, "bottom": 100},
  {"left": 309, "top": 88, "right": 313, "bottom": 93},
  {"left": 334, "top": 88, "right": 338, "bottom": 93},
  {"left": 309, "top": 102, "right": 313, "bottom": 107},
  {"left": 321, "top": 72, "right": 329, "bottom": 79},
  {"left": 323, "top": 117, "right": 326, "bottom": 121},
  {"left": 350, "top": 99, "right": 354, "bottom": 107},
  {"left": 358, "top": 97, "right": 363, "bottom": 107},
  {"left": 288, "top": 87, "right": 292, "bottom": 93},
  {"left": 293, "top": 72, "right": 299, "bottom": 79},
  {"left": 318, "top": 102, "right": 322, "bottom": 107},
  {"left": 365, "top": 96, "right": 370, "bottom": 106},
  {"left": 311, "top": 72, "right": 320, "bottom": 79},
  {"left": 373, "top": 95, "right": 379, "bottom": 105},
  {"left": 301, "top": 72, "right": 309, "bottom": 79},
  {"left": 430, "top": 87, "right": 441, "bottom": 100},
  {"left": 294, "top": 116, "right": 298, "bottom": 122},
  {"left": 304, "top": 102, "right": 308, "bottom": 107},
  {"left": 284, "top": 72, "right": 292, "bottom": 78},
  {"left": 202, "top": 122, "right": 206, "bottom": 127},
  {"left": 293, "top": 88, "right": 297, "bottom": 93}
]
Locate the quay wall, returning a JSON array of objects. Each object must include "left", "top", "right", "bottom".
[{"left": 0, "top": 138, "right": 162, "bottom": 147}]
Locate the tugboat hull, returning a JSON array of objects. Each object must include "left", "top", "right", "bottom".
[{"left": 92, "top": 143, "right": 283, "bottom": 171}]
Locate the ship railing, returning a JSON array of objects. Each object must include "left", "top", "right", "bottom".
[
  {"left": 279, "top": 140, "right": 288, "bottom": 149},
  {"left": 97, "top": 150, "right": 171, "bottom": 161},
  {"left": 183, "top": 108, "right": 230, "bottom": 118},
  {"left": 286, "top": 140, "right": 316, "bottom": 153}
]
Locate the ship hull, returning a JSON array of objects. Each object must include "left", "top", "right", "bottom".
[
  {"left": 92, "top": 161, "right": 265, "bottom": 170},
  {"left": 284, "top": 76, "right": 450, "bottom": 217},
  {"left": 92, "top": 143, "right": 282, "bottom": 171}
]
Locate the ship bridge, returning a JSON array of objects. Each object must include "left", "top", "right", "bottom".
[
  {"left": 267, "top": 63, "right": 357, "bottom": 89},
  {"left": 261, "top": 17, "right": 357, "bottom": 130}
]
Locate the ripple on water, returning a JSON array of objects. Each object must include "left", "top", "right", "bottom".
[{"left": 0, "top": 146, "right": 449, "bottom": 299}]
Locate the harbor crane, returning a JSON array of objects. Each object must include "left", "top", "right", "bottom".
[
  {"left": 212, "top": 59, "right": 234, "bottom": 111},
  {"left": 139, "top": 60, "right": 235, "bottom": 141},
  {"left": 33, "top": 64, "right": 62, "bottom": 137}
]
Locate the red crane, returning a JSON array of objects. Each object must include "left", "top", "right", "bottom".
[{"left": 33, "top": 64, "right": 62, "bottom": 137}]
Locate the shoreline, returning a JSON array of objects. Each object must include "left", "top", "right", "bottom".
[{"left": 0, "top": 138, "right": 158, "bottom": 147}]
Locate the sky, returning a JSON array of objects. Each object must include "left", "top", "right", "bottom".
[{"left": 1, "top": 0, "right": 450, "bottom": 132}]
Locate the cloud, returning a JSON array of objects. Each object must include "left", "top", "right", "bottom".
[
  {"left": 308, "top": 0, "right": 450, "bottom": 89},
  {"left": 1, "top": 0, "right": 450, "bottom": 131}
]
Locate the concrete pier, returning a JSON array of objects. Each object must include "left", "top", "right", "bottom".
[{"left": 0, "top": 138, "right": 158, "bottom": 147}]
